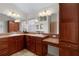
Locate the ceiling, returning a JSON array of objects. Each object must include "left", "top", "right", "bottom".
[
  {"left": 0, "top": 3, "right": 59, "bottom": 19},
  {"left": 14, "top": 3, "right": 55, "bottom": 14}
]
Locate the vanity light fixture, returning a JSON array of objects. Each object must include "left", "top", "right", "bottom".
[
  {"left": 35, "top": 19, "right": 39, "bottom": 22},
  {"left": 16, "top": 14, "right": 20, "bottom": 17},
  {"left": 15, "top": 19, "right": 20, "bottom": 22},
  {"left": 8, "top": 12, "right": 12, "bottom": 16},
  {"left": 7, "top": 10, "right": 20, "bottom": 18},
  {"left": 42, "top": 11, "right": 46, "bottom": 16},
  {"left": 38, "top": 10, "right": 52, "bottom": 16},
  {"left": 46, "top": 10, "right": 52, "bottom": 16},
  {"left": 39, "top": 13, "right": 43, "bottom": 16}
]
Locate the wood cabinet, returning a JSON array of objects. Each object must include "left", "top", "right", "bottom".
[
  {"left": 25, "top": 36, "right": 47, "bottom": 56},
  {"left": 0, "top": 35, "right": 47, "bottom": 56},
  {"left": 8, "top": 20, "right": 19, "bottom": 32},
  {"left": 59, "top": 42, "right": 79, "bottom": 56},
  {"left": 26, "top": 36, "right": 36, "bottom": 53},
  {"left": 35, "top": 37, "right": 43, "bottom": 55},
  {"left": 8, "top": 37, "right": 17, "bottom": 54},
  {"left": 0, "top": 38, "right": 9, "bottom": 56},
  {"left": 16, "top": 36, "right": 24, "bottom": 51},
  {"left": 0, "top": 35, "right": 24, "bottom": 55},
  {"left": 59, "top": 48, "right": 79, "bottom": 56},
  {"left": 8, "top": 36, "right": 24, "bottom": 55},
  {"left": 59, "top": 3, "right": 79, "bottom": 56},
  {"left": 60, "top": 23, "right": 78, "bottom": 44}
]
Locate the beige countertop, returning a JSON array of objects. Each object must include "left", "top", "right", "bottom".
[
  {"left": 25, "top": 33, "right": 47, "bottom": 38},
  {"left": 0, "top": 32, "right": 48, "bottom": 38},
  {"left": 43, "top": 38, "right": 59, "bottom": 45}
]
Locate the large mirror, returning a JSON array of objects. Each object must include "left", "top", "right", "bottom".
[
  {"left": 27, "top": 13, "right": 59, "bottom": 34},
  {"left": 26, "top": 3, "right": 59, "bottom": 34}
]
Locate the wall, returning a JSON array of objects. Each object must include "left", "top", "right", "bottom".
[
  {"left": 0, "top": 14, "right": 10, "bottom": 33},
  {"left": 0, "top": 14, "right": 15, "bottom": 33},
  {"left": 0, "top": 21, "right": 7, "bottom": 33}
]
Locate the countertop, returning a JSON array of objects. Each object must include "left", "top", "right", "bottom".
[
  {"left": 0, "top": 32, "right": 48, "bottom": 38},
  {"left": 43, "top": 38, "right": 59, "bottom": 47}
]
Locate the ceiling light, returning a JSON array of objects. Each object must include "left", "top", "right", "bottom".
[
  {"left": 8, "top": 12, "right": 12, "bottom": 16},
  {"left": 46, "top": 10, "right": 52, "bottom": 15},
  {"left": 38, "top": 13, "right": 42, "bottom": 16},
  {"left": 17, "top": 14, "right": 20, "bottom": 17},
  {"left": 38, "top": 10, "right": 52, "bottom": 17},
  {"left": 15, "top": 19, "right": 20, "bottom": 22},
  {"left": 35, "top": 20, "right": 38, "bottom": 22},
  {"left": 42, "top": 11, "right": 46, "bottom": 16},
  {"left": 12, "top": 13, "right": 16, "bottom": 16}
]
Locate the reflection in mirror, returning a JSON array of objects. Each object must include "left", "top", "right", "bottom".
[
  {"left": 0, "top": 21, "right": 8, "bottom": 34},
  {"left": 50, "top": 13, "right": 58, "bottom": 34},
  {"left": 0, "top": 14, "right": 9, "bottom": 34}
]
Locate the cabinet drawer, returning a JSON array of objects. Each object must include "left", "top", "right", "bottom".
[
  {"left": 60, "top": 42, "right": 78, "bottom": 50},
  {"left": 0, "top": 45, "right": 8, "bottom": 50},
  {"left": 0, "top": 38, "right": 8, "bottom": 41},
  {"left": 0, "top": 40, "right": 8, "bottom": 50},
  {"left": 0, "top": 41, "right": 8, "bottom": 45},
  {"left": 0, "top": 48, "right": 8, "bottom": 56},
  {"left": 59, "top": 48, "right": 79, "bottom": 56},
  {"left": 60, "top": 23, "right": 78, "bottom": 44}
]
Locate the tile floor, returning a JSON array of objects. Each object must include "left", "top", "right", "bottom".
[
  {"left": 11, "top": 49, "right": 37, "bottom": 56},
  {"left": 11, "top": 49, "right": 53, "bottom": 56}
]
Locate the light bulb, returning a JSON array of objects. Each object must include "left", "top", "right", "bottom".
[
  {"left": 39, "top": 13, "right": 42, "bottom": 16},
  {"left": 15, "top": 19, "right": 20, "bottom": 22},
  {"left": 42, "top": 11, "right": 46, "bottom": 16},
  {"left": 35, "top": 20, "right": 38, "bottom": 22},
  {"left": 12, "top": 13, "right": 16, "bottom": 16},
  {"left": 17, "top": 14, "right": 20, "bottom": 17},
  {"left": 8, "top": 12, "right": 12, "bottom": 16},
  {"left": 46, "top": 10, "right": 52, "bottom": 16}
]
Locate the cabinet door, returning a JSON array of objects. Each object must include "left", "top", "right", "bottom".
[
  {"left": 8, "top": 37, "right": 16, "bottom": 55},
  {"left": 59, "top": 48, "right": 79, "bottom": 56},
  {"left": 0, "top": 38, "right": 8, "bottom": 56},
  {"left": 26, "top": 36, "right": 31, "bottom": 50},
  {"left": 8, "top": 20, "right": 19, "bottom": 32},
  {"left": 60, "top": 22, "right": 78, "bottom": 44},
  {"left": 0, "top": 38, "right": 8, "bottom": 50},
  {"left": 36, "top": 38, "right": 43, "bottom": 56},
  {"left": 42, "top": 42, "right": 48, "bottom": 56},
  {"left": 26, "top": 36, "right": 36, "bottom": 53},
  {"left": 0, "top": 48, "right": 9, "bottom": 56},
  {"left": 60, "top": 3, "right": 79, "bottom": 44},
  {"left": 30, "top": 37, "right": 36, "bottom": 53},
  {"left": 19, "top": 36, "right": 24, "bottom": 50},
  {"left": 60, "top": 3, "right": 78, "bottom": 23},
  {"left": 59, "top": 4, "right": 79, "bottom": 56},
  {"left": 16, "top": 36, "right": 24, "bottom": 51},
  {"left": 8, "top": 36, "right": 24, "bottom": 55}
]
